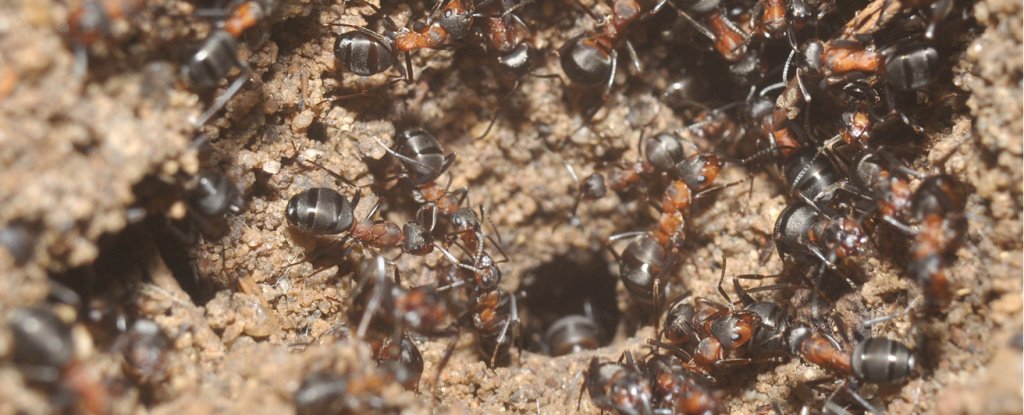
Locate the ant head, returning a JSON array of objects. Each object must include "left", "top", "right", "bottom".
[
  {"left": 823, "top": 216, "right": 869, "bottom": 259},
  {"left": 435, "top": 0, "right": 474, "bottom": 39},
  {"left": 450, "top": 207, "right": 481, "bottom": 233}
]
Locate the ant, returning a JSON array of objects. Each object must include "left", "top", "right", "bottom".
[
  {"left": 558, "top": 0, "right": 669, "bottom": 92},
  {"left": 908, "top": 174, "right": 970, "bottom": 312},
  {"left": 187, "top": 170, "right": 246, "bottom": 238},
  {"left": 476, "top": 0, "right": 537, "bottom": 80},
  {"left": 116, "top": 319, "right": 172, "bottom": 386},
  {"left": 365, "top": 330, "right": 424, "bottom": 391},
  {"left": 436, "top": 217, "right": 518, "bottom": 367},
  {"left": 843, "top": 147, "right": 918, "bottom": 234},
  {"left": 333, "top": 1, "right": 413, "bottom": 85},
  {"left": 62, "top": 0, "right": 145, "bottom": 76},
  {"left": 284, "top": 185, "right": 404, "bottom": 250},
  {"left": 579, "top": 350, "right": 655, "bottom": 415},
  {"left": 670, "top": 0, "right": 751, "bottom": 62},
  {"left": 182, "top": 0, "right": 275, "bottom": 125},
  {"left": 543, "top": 314, "right": 603, "bottom": 356},
  {"left": 393, "top": 0, "right": 478, "bottom": 53},
  {"left": 293, "top": 363, "right": 401, "bottom": 415},
  {"left": 8, "top": 296, "right": 111, "bottom": 415},
  {"left": 642, "top": 352, "right": 724, "bottom": 414},
  {"left": 375, "top": 128, "right": 466, "bottom": 231},
  {"left": 349, "top": 255, "right": 453, "bottom": 341},
  {"left": 650, "top": 260, "right": 786, "bottom": 380},
  {"left": 609, "top": 232, "right": 671, "bottom": 314},
  {"left": 787, "top": 304, "right": 918, "bottom": 414}
]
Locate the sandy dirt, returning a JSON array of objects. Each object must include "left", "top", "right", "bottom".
[{"left": 0, "top": 0, "right": 1020, "bottom": 414}]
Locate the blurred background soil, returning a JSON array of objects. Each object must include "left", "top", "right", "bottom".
[{"left": 0, "top": 0, "right": 1020, "bottom": 413}]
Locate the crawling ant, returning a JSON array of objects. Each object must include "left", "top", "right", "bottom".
[
  {"left": 376, "top": 128, "right": 466, "bottom": 230},
  {"left": 642, "top": 353, "right": 724, "bottom": 414},
  {"left": 908, "top": 174, "right": 970, "bottom": 311},
  {"left": 333, "top": 1, "right": 413, "bottom": 84},
  {"left": 670, "top": 0, "right": 751, "bottom": 62},
  {"left": 182, "top": 0, "right": 275, "bottom": 125},
  {"left": 366, "top": 330, "right": 424, "bottom": 391},
  {"left": 285, "top": 186, "right": 404, "bottom": 250},
  {"left": 844, "top": 148, "right": 917, "bottom": 233},
  {"left": 0, "top": 222, "right": 37, "bottom": 265},
  {"left": 8, "top": 305, "right": 110, "bottom": 415},
  {"left": 651, "top": 261, "right": 786, "bottom": 379},
  {"left": 393, "top": 0, "right": 477, "bottom": 53},
  {"left": 579, "top": 351, "right": 655, "bottom": 415},
  {"left": 293, "top": 366, "right": 399, "bottom": 415},
  {"left": 349, "top": 255, "right": 452, "bottom": 340},
  {"left": 609, "top": 233, "right": 670, "bottom": 314},
  {"left": 116, "top": 319, "right": 171, "bottom": 386},
  {"left": 62, "top": 0, "right": 145, "bottom": 75},
  {"left": 543, "top": 314, "right": 603, "bottom": 356},
  {"left": 755, "top": 0, "right": 787, "bottom": 38},
  {"left": 787, "top": 317, "right": 916, "bottom": 413},
  {"left": 559, "top": 0, "right": 668, "bottom": 92},
  {"left": 469, "top": 284, "right": 520, "bottom": 367},
  {"left": 188, "top": 170, "right": 245, "bottom": 238}
]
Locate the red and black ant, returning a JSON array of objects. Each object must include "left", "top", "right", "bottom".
[
  {"left": 62, "top": 0, "right": 145, "bottom": 76},
  {"left": 375, "top": 128, "right": 466, "bottom": 232},
  {"left": 558, "top": 0, "right": 669, "bottom": 92},
  {"left": 670, "top": 0, "right": 751, "bottom": 62},
  {"left": 907, "top": 174, "right": 970, "bottom": 312},
  {"left": 579, "top": 350, "right": 655, "bottom": 415},
  {"left": 642, "top": 352, "right": 725, "bottom": 414},
  {"left": 182, "top": 0, "right": 276, "bottom": 125},
  {"left": 650, "top": 260, "right": 787, "bottom": 380}
]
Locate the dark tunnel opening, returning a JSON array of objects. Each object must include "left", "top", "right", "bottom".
[{"left": 517, "top": 251, "right": 621, "bottom": 356}]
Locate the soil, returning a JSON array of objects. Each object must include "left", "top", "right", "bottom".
[{"left": 0, "top": 0, "right": 1020, "bottom": 414}]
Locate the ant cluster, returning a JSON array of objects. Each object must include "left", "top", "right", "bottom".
[{"left": 4, "top": 0, "right": 984, "bottom": 413}]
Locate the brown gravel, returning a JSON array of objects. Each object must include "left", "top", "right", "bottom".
[{"left": 0, "top": 0, "right": 1020, "bottom": 414}]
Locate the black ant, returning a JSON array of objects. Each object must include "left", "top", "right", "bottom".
[
  {"left": 365, "top": 330, "right": 424, "bottom": 391},
  {"left": 543, "top": 314, "right": 603, "bottom": 356},
  {"left": 7, "top": 292, "right": 111, "bottom": 415},
  {"left": 333, "top": 0, "right": 413, "bottom": 85}
]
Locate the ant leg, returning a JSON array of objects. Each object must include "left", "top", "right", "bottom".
[
  {"left": 489, "top": 293, "right": 519, "bottom": 367},
  {"left": 713, "top": 356, "right": 787, "bottom": 371},
  {"left": 304, "top": 160, "right": 361, "bottom": 189},
  {"left": 646, "top": 338, "right": 693, "bottom": 361},
  {"left": 193, "top": 61, "right": 252, "bottom": 126},
  {"left": 845, "top": 384, "right": 883, "bottom": 415},
  {"left": 858, "top": 298, "right": 918, "bottom": 333},
  {"left": 715, "top": 257, "right": 732, "bottom": 304},
  {"left": 475, "top": 80, "right": 522, "bottom": 141},
  {"left": 625, "top": 41, "right": 642, "bottom": 72},
  {"left": 603, "top": 50, "right": 618, "bottom": 96},
  {"left": 431, "top": 326, "right": 462, "bottom": 392},
  {"left": 356, "top": 256, "right": 389, "bottom": 339}
]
